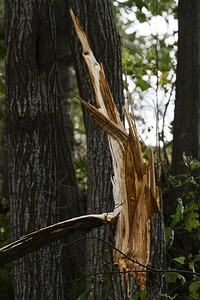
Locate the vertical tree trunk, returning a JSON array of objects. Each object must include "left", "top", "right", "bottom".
[
  {"left": 172, "top": 0, "right": 200, "bottom": 192},
  {"left": 68, "top": 1, "right": 125, "bottom": 298},
  {"left": 54, "top": 0, "right": 74, "bottom": 158},
  {"left": 170, "top": 0, "right": 200, "bottom": 269},
  {"left": 53, "top": 2, "right": 86, "bottom": 298},
  {"left": 69, "top": 2, "right": 166, "bottom": 299},
  {"left": 5, "top": 1, "right": 62, "bottom": 299}
]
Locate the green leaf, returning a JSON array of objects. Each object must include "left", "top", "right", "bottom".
[
  {"left": 183, "top": 153, "right": 188, "bottom": 167},
  {"left": 182, "top": 155, "right": 200, "bottom": 171},
  {"left": 167, "top": 269, "right": 185, "bottom": 286},
  {"left": 173, "top": 256, "right": 185, "bottom": 265},
  {"left": 190, "top": 159, "right": 200, "bottom": 171},
  {"left": 168, "top": 175, "right": 181, "bottom": 187},
  {"left": 185, "top": 212, "right": 200, "bottom": 232},
  {"left": 165, "top": 227, "right": 174, "bottom": 249},
  {"left": 177, "top": 274, "right": 186, "bottom": 285},
  {"left": 136, "top": 11, "right": 147, "bottom": 23},
  {"left": 184, "top": 202, "right": 199, "bottom": 213},
  {"left": 169, "top": 174, "right": 197, "bottom": 187},
  {"left": 189, "top": 262, "right": 195, "bottom": 271},
  {"left": 181, "top": 174, "right": 196, "bottom": 185},
  {"left": 171, "top": 198, "right": 184, "bottom": 229},
  {"left": 135, "top": 77, "right": 151, "bottom": 91},
  {"left": 189, "top": 281, "right": 200, "bottom": 293},
  {"left": 0, "top": 227, "right": 5, "bottom": 233},
  {"left": 193, "top": 253, "right": 200, "bottom": 263},
  {"left": 167, "top": 269, "right": 178, "bottom": 284}
]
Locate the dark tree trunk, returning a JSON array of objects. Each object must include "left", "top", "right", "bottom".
[
  {"left": 170, "top": 0, "right": 200, "bottom": 270},
  {"left": 54, "top": 0, "right": 74, "bottom": 158},
  {"left": 68, "top": 1, "right": 126, "bottom": 298},
  {"left": 68, "top": 1, "right": 165, "bottom": 299},
  {"left": 172, "top": 0, "right": 200, "bottom": 195},
  {"left": 53, "top": 2, "right": 86, "bottom": 298},
  {"left": 5, "top": 1, "right": 62, "bottom": 299}
]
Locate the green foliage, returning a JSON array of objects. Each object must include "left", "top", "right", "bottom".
[
  {"left": 77, "top": 277, "right": 93, "bottom": 300},
  {"left": 167, "top": 268, "right": 186, "bottom": 286},
  {"left": 132, "top": 289, "right": 147, "bottom": 300},
  {"left": 184, "top": 211, "right": 200, "bottom": 232},
  {"left": 167, "top": 155, "right": 200, "bottom": 299},
  {"left": 182, "top": 154, "right": 200, "bottom": 171},
  {"left": 74, "top": 151, "right": 87, "bottom": 187},
  {"left": 165, "top": 226, "right": 174, "bottom": 249},
  {"left": 72, "top": 92, "right": 87, "bottom": 190},
  {"left": 168, "top": 174, "right": 196, "bottom": 188},
  {"left": 173, "top": 256, "right": 185, "bottom": 265},
  {"left": 189, "top": 279, "right": 200, "bottom": 299},
  {"left": 114, "top": 0, "right": 178, "bottom": 144},
  {"left": 170, "top": 198, "right": 184, "bottom": 229}
]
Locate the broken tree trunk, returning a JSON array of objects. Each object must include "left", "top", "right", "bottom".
[
  {"left": 70, "top": 9, "right": 165, "bottom": 298},
  {"left": 1, "top": 8, "right": 165, "bottom": 299}
]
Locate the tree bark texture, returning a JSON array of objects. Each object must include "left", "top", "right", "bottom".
[
  {"left": 5, "top": 1, "right": 62, "bottom": 299},
  {"left": 70, "top": 11, "right": 166, "bottom": 299},
  {"left": 170, "top": 0, "right": 200, "bottom": 272},
  {"left": 54, "top": 0, "right": 74, "bottom": 158},
  {"left": 68, "top": 1, "right": 126, "bottom": 298},
  {"left": 53, "top": 2, "right": 86, "bottom": 298},
  {"left": 69, "top": 2, "right": 166, "bottom": 299},
  {"left": 172, "top": 0, "right": 200, "bottom": 191}
]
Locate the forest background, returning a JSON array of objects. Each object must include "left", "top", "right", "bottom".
[{"left": 1, "top": 0, "right": 200, "bottom": 299}]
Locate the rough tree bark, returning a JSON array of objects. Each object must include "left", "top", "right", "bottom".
[
  {"left": 170, "top": 0, "right": 200, "bottom": 268},
  {"left": 54, "top": 0, "right": 74, "bottom": 157},
  {"left": 5, "top": 1, "right": 166, "bottom": 298},
  {"left": 69, "top": 2, "right": 166, "bottom": 299},
  {"left": 68, "top": 1, "right": 126, "bottom": 298},
  {"left": 172, "top": 0, "right": 200, "bottom": 199},
  {"left": 5, "top": 1, "right": 62, "bottom": 299},
  {"left": 53, "top": 2, "right": 86, "bottom": 298}
]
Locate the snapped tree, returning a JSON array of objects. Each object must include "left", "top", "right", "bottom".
[{"left": 3, "top": 5, "right": 165, "bottom": 299}]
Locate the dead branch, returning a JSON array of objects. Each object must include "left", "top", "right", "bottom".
[{"left": 0, "top": 213, "right": 118, "bottom": 266}]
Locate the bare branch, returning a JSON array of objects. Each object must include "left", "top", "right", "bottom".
[{"left": 0, "top": 213, "right": 118, "bottom": 266}]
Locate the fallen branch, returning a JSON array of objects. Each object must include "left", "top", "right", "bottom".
[{"left": 0, "top": 212, "right": 118, "bottom": 266}]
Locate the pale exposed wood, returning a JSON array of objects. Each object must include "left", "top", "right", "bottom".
[
  {"left": 0, "top": 212, "right": 118, "bottom": 266},
  {"left": 70, "top": 8, "right": 160, "bottom": 289}
]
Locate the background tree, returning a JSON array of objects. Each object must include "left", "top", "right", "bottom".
[
  {"left": 167, "top": 1, "right": 200, "bottom": 296},
  {"left": 53, "top": 1, "right": 86, "bottom": 298},
  {"left": 5, "top": 1, "right": 79, "bottom": 298},
  {"left": 172, "top": 0, "right": 200, "bottom": 197}
]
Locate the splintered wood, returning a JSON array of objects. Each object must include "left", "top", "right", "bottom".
[{"left": 70, "top": 9, "right": 160, "bottom": 289}]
